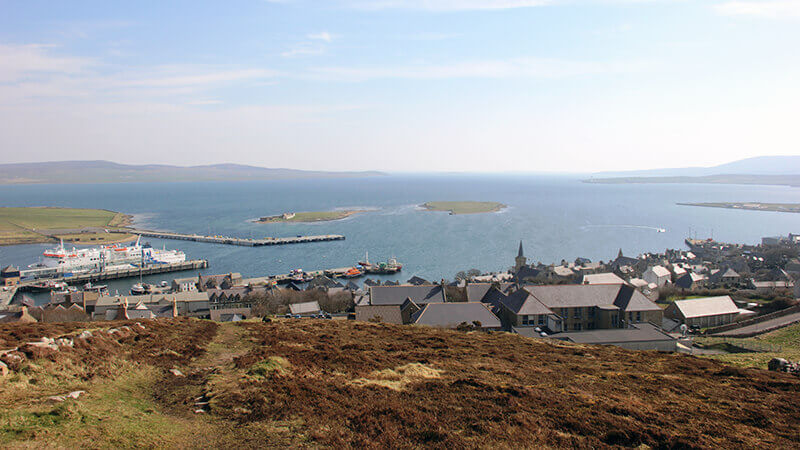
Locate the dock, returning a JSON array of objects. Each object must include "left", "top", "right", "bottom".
[
  {"left": 116, "top": 229, "right": 345, "bottom": 247},
  {"left": 59, "top": 260, "right": 209, "bottom": 285}
]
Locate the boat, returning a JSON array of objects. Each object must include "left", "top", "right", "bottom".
[
  {"left": 359, "top": 252, "right": 403, "bottom": 274},
  {"left": 130, "top": 283, "right": 150, "bottom": 295},
  {"left": 342, "top": 267, "right": 363, "bottom": 278},
  {"left": 27, "top": 237, "right": 186, "bottom": 275},
  {"left": 657, "top": 228, "right": 667, "bottom": 233}
]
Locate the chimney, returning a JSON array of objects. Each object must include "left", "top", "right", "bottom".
[{"left": 172, "top": 296, "right": 178, "bottom": 318}]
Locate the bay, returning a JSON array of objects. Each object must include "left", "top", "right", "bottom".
[{"left": 1, "top": 174, "right": 799, "bottom": 300}]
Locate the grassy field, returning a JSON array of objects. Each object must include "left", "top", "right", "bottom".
[
  {"left": 2, "top": 318, "right": 799, "bottom": 448},
  {"left": 678, "top": 202, "right": 800, "bottom": 213},
  {"left": 696, "top": 322, "right": 800, "bottom": 369},
  {"left": 257, "top": 210, "right": 365, "bottom": 223},
  {"left": 0, "top": 207, "right": 133, "bottom": 245},
  {"left": 422, "top": 201, "right": 506, "bottom": 214}
]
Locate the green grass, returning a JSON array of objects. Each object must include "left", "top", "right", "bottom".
[
  {"left": 697, "top": 322, "right": 800, "bottom": 369},
  {"left": 422, "top": 201, "right": 506, "bottom": 215},
  {"left": 0, "top": 363, "right": 204, "bottom": 447},
  {"left": 247, "top": 357, "right": 292, "bottom": 379},
  {"left": 0, "top": 207, "right": 132, "bottom": 245}
]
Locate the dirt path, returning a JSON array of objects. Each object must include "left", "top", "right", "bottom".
[{"left": 192, "top": 322, "right": 253, "bottom": 369}]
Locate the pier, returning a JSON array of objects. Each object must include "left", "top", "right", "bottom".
[
  {"left": 58, "top": 260, "right": 209, "bottom": 285},
  {"left": 115, "top": 229, "right": 345, "bottom": 247}
]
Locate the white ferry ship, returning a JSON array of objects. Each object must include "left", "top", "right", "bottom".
[{"left": 28, "top": 237, "right": 186, "bottom": 274}]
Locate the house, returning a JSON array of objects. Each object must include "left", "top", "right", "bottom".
[
  {"left": 90, "top": 292, "right": 210, "bottom": 319},
  {"left": 582, "top": 273, "right": 624, "bottom": 285},
  {"left": 674, "top": 272, "right": 707, "bottom": 290},
  {"left": 289, "top": 301, "right": 321, "bottom": 316},
  {"left": 29, "top": 303, "right": 90, "bottom": 323},
  {"left": 664, "top": 296, "right": 741, "bottom": 328},
  {"left": 172, "top": 276, "right": 199, "bottom": 292},
  {"left": 643, "top": 266, "right": 671, "bottom": 287},
  {"left": 306, "top": 276, "right": 343, "bottom": 291},
  {"left": 207, "top": 287, "right": 252, "bottom": 309},
  {"left": 546, "top": 323, "right": 679, "bottom": 352},
  {"left": 210, "top": 307, "right": 251, "bottom": 322},
  {"left": 708, "top": 268, "right": 741, "bottom": 285},
  {"left": 411, "top": 302, "right": 502, "bottom": 330},
  {"left": 406, "top": 276, "right": 431, "bottom": 286},
  {"left": 750, "top": 280, "right": 793, "bottom": 292},
  {"left": 628, "top": 278, "right": 648, "bottom": 289},
  {"left": 672, "top": 265, "right": 687, "bottom": 277},
  {"left": 513, "top": 266, "right": 542, "bottom": 283},
  {"left": 1, "top": 265, "right": 20, "bottom": 287},
  {"left": 498, "top": 284, "right": 663, "bottom": 333},
  {"left": 368, "top": 285, "right": 445, "bottom": 306},
  {"left": 355, "top": 298, "right": 422, "bottom": 324},
  {"left": 0, "top": 306, "right": 38, "bottom": 324},
  {"left": 465, "top": 283, "right": 513, "bottom": 303}
]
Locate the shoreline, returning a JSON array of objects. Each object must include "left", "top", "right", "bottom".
[
  {"left": 677, "top": 202, "right": 800, "bottom": 214},
  {"left": 255, "top": 210, "right": 367, "bottom": 224}
]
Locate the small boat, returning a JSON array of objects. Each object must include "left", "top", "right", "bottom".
[
  {"left": 343, "top": 267, "right": 363, "bottom": 278},
  {"left": 359, "top": 252, "right": 403, "bottom": 274},
  {"left": 657, "top": 228, "right": 666, "bottom": 233},
  {"left": 130, "top": 283, "right": 150, "bottom": 295}
]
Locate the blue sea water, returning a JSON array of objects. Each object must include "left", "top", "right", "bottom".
[{"left": 1, "top": 174, "right": 799, "bottom": 299}]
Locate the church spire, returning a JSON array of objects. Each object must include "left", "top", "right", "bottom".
[
  {"left": 518, "top": 240, "right": 524, "bottom": 258},
  {"left": 618, "top": 248, "right": 624, "bottom": 259}
]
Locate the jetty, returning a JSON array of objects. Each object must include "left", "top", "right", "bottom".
[
  {"left": 115, "top": 229, "right": 345, "bottom": 247},
  {"left": 16, "top": 260, "right": 208, "bottom": 291}
]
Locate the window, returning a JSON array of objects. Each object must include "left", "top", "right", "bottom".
[
  {"left": 574, "top": 308, "right": 582, "bottom": 319},
  {"left": 538, "top": 315, "right": 546, "bottom": 326},
  {"left": 636, "top": 311, "right": 642, "bottom": 322},
  {"left": 521, "top": 315, "right": 530, "bottom": 325},
  {"left": 611, "top": 314, "right": 618, "bottom": 327},
  {"left": 588, "top": 307, "right": 595, "bottom": 318},
  {"left": 573, "top": 323, "right": 582, "bottom": 331}
]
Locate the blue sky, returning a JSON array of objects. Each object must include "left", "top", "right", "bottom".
[{"left": 1, "top": 0, "right": 799, "bottom": 172}]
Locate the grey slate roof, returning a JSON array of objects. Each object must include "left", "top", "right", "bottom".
[
  {"left": 369, "top": 285, "right": 445, "bottom": 306},
  {"left": 412, "top": 302, "right": 501, "bottom": 329},
  {"left": 355, "top": 305, "right": 403, "bottom": 324},
  {"left": 551, "top": 323, "right": 676, "bottom": 345},
  {"left": 500, "top": 289, "right": 553, "bottom": 315},
  {"left": 289, "top": 301, "right": 321, "bottom": 315}
]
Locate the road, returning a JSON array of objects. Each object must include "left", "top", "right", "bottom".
[{"left": 713, "top": 312, "right": 800, "bottom": 337}]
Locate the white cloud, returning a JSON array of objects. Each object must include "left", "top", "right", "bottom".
[
  {"left": 0, "top": 44, "right": 94, "bottom": 83},
  {"left": 307, "top": 31, "right": 334, "bottom": 42},
  {"left": 715, "top": 1, "right": 800, "bottom": 18},
  {"left": 306, "top": 57, "right": 653, "bottom": 81}
]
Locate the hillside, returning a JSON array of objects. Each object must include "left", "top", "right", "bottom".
[
  {"left": 593, "top": 155, "right": 800, "bottom": 178},
  {"left": 0, "top": 161, "right": 384, "bottom": 185},
  {"left": 2, "top": 319, "right": 800, "bottom": 448}
]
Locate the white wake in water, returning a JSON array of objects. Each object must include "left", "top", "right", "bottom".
[{"left": 581, "top": 225, "right": 667, "bottom": 233}]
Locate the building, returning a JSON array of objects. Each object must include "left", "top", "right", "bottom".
[
  {"left": 546, "top": 323, "right": 679, "bottom": 352},
  {"left": 368, "top": 285, "right": 446, "bottom": 306},
  {"left": 1, "top": 265, "right": 20, "bottom": 287},
  {"left": 514, "top": 241, "right": 527, "bottom": 272},
  {"left": 674, "top": 272, "right": 707, "bottom": 290},
  {"left": 89, "top": 292, "right": 210, "bottom": 319},
  {"left": 289, "top": 301, "right": 321, "bottom": 316},
  {"left": 411, "top": 302, "right": 502, "bottom": 330},
  {"left": 664, "top": 296, "right": 741, "bottom": 328},
  {"left": 643, "top": 266, "right": 671, "bottom": 287},
  {"left": 498, "top": 284, "right": 663, "bottom": 333},
  {"left": 582, "top": 273, "right": 624, "bottom": 285}
]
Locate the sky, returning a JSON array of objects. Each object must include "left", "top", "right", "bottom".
[{"left": 1, "top": 0, "right": 799, "bottom": 173}]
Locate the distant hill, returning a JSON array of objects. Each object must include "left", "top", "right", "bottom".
[
  {"left": 587, "top": 156, "right": 800, "bottom": 186},
  {"left": 593, "top": 155, "right": 800, "bottom": 178},
  {"left": 0, "top": 160, "right": 384, "bottom": 184}
]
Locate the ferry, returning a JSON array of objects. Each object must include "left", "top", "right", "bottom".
[{"left": 27, "top": 237, "right": 186, "bottom": 275}]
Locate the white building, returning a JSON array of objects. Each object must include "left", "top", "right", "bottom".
[{"left": 643, "top": 265, "right": 671, "bottom": 287}]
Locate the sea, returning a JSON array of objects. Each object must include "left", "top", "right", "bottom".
[{"left": 2, "top": 174, "right": 799, "bottom": 302}]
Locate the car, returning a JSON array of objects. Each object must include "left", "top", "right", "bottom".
[
  {"left": 284, "top": 313, "right": 293, "bottom": 318},
  {"left": 293, "top": 314, "right": 302, "bottom": 319}
]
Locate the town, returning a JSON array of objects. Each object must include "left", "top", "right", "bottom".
[{"left": 3, "top": 234, "right": 799, "bottom": 366}]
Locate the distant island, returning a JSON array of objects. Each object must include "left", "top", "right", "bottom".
[
  {"left": 0, "top": 160, "right": 385, "bottom": 185},
  {"left": 257, "top": 210, "right": 366, "bottom": 223},
  {"left": 678, "top": 202, "right": 800, "bottom": 213},
  {"left": 0, "top": 207, "right": 135, "bottom": 246},
  {"left": 584, "top": 174, "right": 800, "bottom": 187},
  {"left": 421, "top": 201, "right": 506, "bottom": 215}
]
